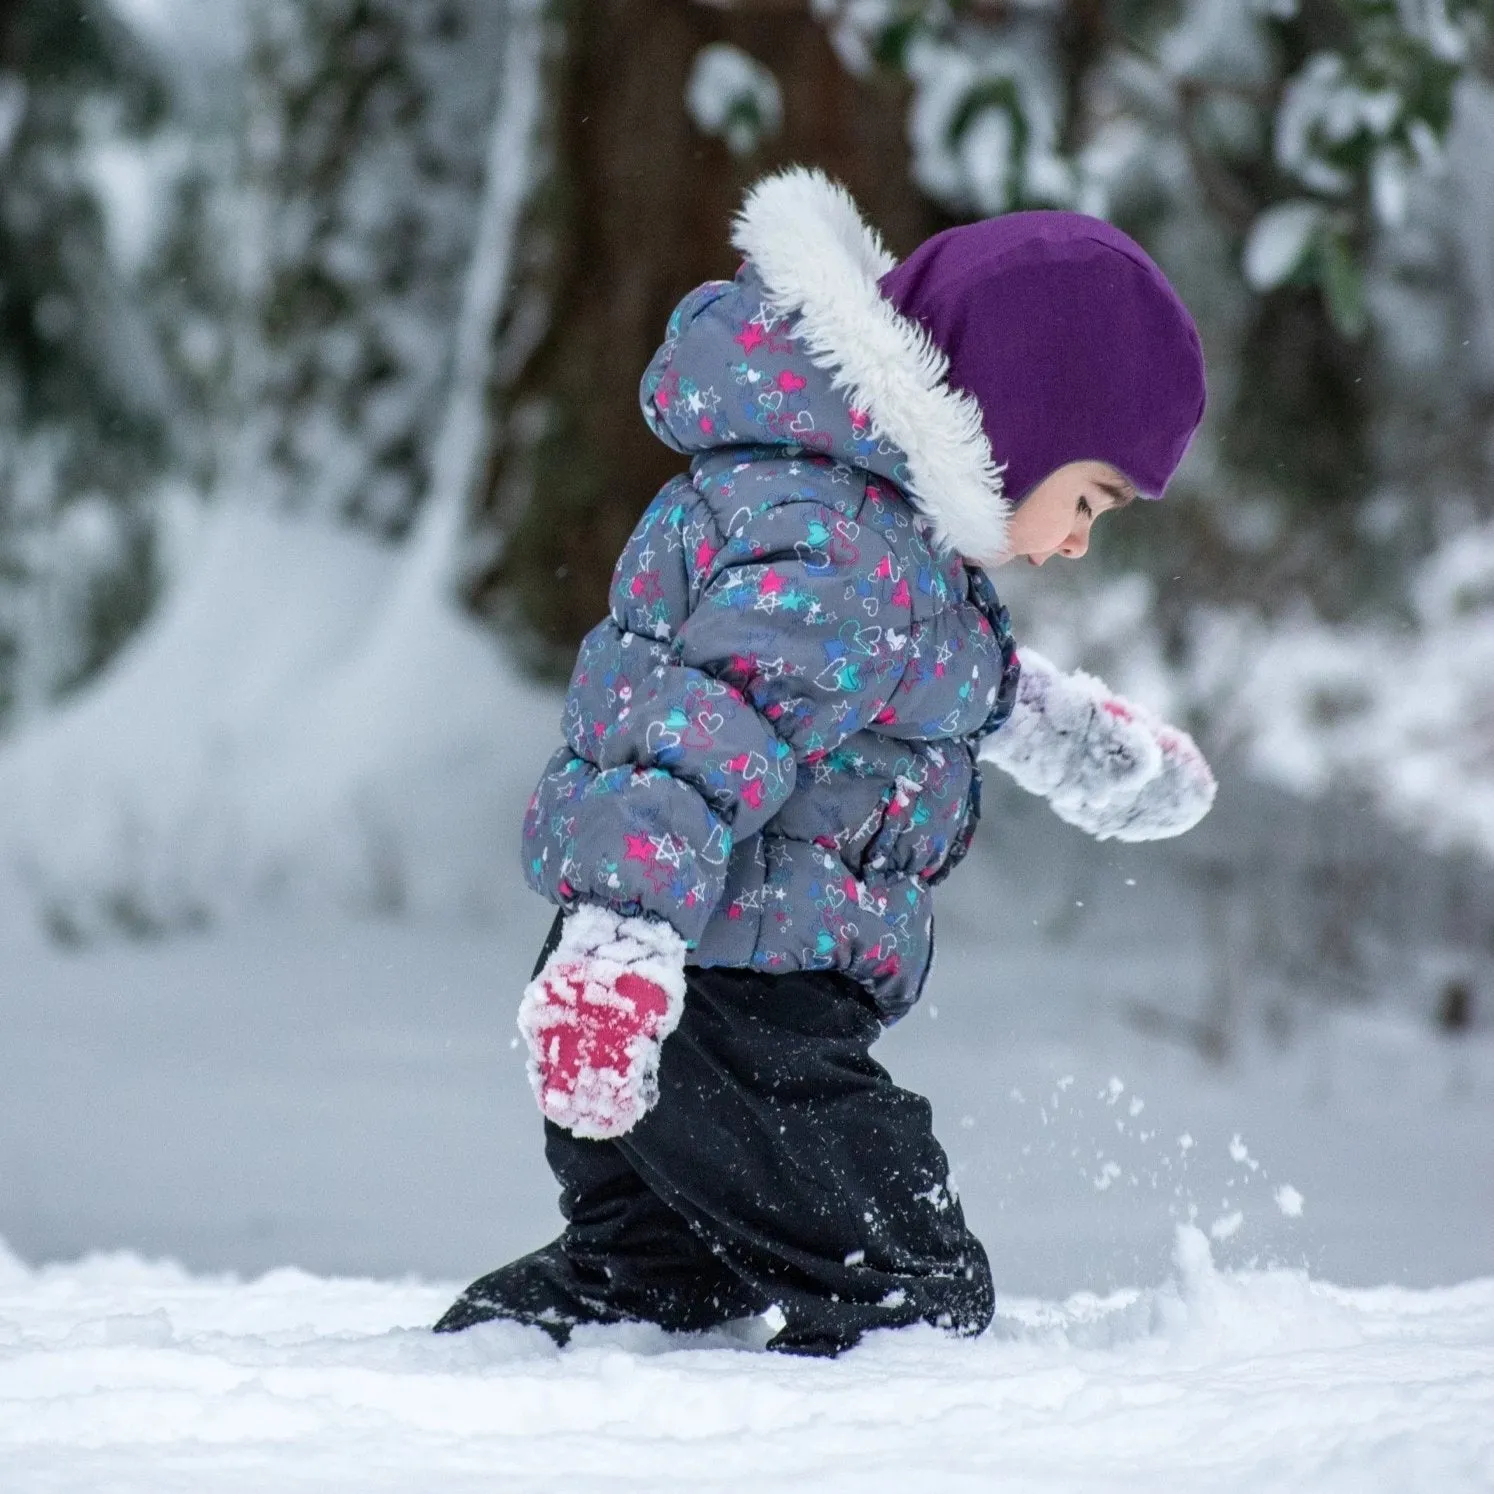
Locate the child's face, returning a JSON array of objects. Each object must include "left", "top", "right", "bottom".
[{"left": 992, "top": 461, "right": 1135, "bottom": 568}]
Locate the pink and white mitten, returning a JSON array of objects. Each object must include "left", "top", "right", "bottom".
[
  {"left": 979, "top": 647, "right": 1216, "bottom": 842},
  {"left": 1086, "top": 711, "right": 1216, "bottom": 842},
  {"left": 518, "top": 904, "right": 688, "bottom": 1140}
]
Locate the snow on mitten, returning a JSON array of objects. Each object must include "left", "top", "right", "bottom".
[
  {"left": 979, "top": 647, "right": 1216, "bottom": 842},
  {"left": 518, "top": 904, "right": 687, "bottom": 1140},
  {"left": 978, "top": 647, "right": 1162, "bottom": 810},
  {"left": 1070, "top": 717, "right": 1216, "bottom": 843}
]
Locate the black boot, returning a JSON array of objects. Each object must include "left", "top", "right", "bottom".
[
  {"left": 435, "top": 1120, "right": 770, "bottom": 1341},
  {"left": 434, "top": 1241, "right": 621, "bottom": 1344}
]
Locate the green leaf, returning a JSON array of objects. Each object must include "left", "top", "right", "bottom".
[
  {"left": 1318, "top": 232, "right": 1367, "bottom": 338},
  {"left": 947, "top": 76, "right": 1027, "bottom": 153},
  {"left": 871, "top": 17, "right": 925, "bottom": 71}
]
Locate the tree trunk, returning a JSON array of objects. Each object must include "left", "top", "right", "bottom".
[{"left": 469, "top": 0, "right": 941, "bottom": 672}]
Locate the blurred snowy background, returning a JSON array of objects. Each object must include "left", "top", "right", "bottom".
[{"left": 2, "top": 0, "right": 1494, "bottom": 1306}]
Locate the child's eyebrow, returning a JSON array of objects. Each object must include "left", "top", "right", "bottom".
[{"left": 1093, "top": 477, "right": 1137, "bottom": 508}]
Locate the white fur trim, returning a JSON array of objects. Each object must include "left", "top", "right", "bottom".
[
  {"left": 517, "top": 905, "right": 687, "bottom": 1140},
  {"left": 732, "top": 168, "right": 1010, "bottom": 563},
  {"left": 979, "top": 648, "right": 1216, "bottom": 842}
]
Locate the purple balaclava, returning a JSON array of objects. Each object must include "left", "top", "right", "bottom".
[{"left": 879, "top": 212, "right": 1206, "bottom": 504}]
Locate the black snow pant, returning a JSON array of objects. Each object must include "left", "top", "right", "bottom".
[{"left": 435, "top": 922, "right": 993, "bottom": 1357}]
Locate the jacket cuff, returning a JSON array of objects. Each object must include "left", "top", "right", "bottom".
[{"left": 523, "top": 754, "right": 731, "bottom": 946}]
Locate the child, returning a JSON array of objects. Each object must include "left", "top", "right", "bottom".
[{"left": 435, "top": 168, "right": 1214, "bottom": 1356}]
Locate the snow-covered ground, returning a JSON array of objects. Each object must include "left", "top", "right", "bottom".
[
  {"left": 4, "top": 852, "right": 1494, "bottom": 1489},
  {"left": 4, "top": 1226, "right": 1492, "bottom": 1493}
]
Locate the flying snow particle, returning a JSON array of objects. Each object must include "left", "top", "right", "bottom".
[
  {"left": 1210, "top": 1211, "right": 1243, "bottom": 1241},
  {"left": 1105, "top": 1076, "right": 1125, "bottom": 1104},
  {"left": 1178, "top": 1133, "right": 1195, "bottom": 1153},
  {"left": 1128, "top": 1096, "right": 1145, "bottom": 1117},
  {"left": 1275, "top": 1185, "right": 1305, "bottom": 1218},
  {"left": 1093, "top": 1161, "right": 1122, "bottom": 1191}
]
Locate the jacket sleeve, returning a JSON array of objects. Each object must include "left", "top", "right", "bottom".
[{"left": 522, "top": 488, "right": 916, "bottom": 946}]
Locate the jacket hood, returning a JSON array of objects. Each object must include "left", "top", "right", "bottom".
[{"left": 640, "top": 169, "right": 1010, "bottom": 563}]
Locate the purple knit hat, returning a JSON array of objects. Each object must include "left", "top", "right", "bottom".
[{"left": 879, "top": 211, "right": 1206, "bottom": 504}]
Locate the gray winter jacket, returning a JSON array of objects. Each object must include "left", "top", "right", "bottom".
[{"left": 522, "top": 171, "right": 1019, "bottom": 1019}]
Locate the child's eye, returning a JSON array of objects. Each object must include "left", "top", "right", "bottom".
[{"left": 1076, "top": 496, "right": 1093, "bottom": 519}]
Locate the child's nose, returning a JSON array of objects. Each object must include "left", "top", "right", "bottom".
[{"left": 1062, "top": 528, "right": 1090, "bottom": 559}]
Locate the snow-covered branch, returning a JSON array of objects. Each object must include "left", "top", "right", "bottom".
[{"left": 397, "top": 0, "right": 548, "bottom": 611}]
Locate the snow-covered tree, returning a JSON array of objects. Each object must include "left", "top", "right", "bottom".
[
  {"left": 819, "top": 2, "right": 1490, "bottom": 328},
  {"left": 0, "top": 0, "right": 552, "bottom": 941},
  {"left": 4, "top": 0, "right": 1492, "bottom": 968},
  {"left": 0, "top": 3, "right": 173, "bottom": 723},
  {"left": 241, "top": 0, "right": 518, "bottom": 535}
]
